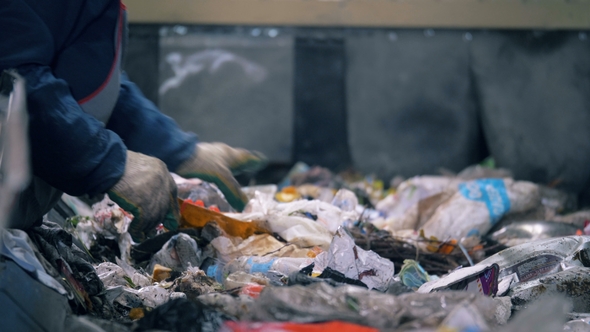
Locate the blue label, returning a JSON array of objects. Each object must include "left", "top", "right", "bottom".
[
  {"left": 206, "top": 265, "right": 224, "bottom": 283},
  {"left": 248, "top": 257, "right": 275, "bottom": 274},
  {"left": 458, "top": 179, "right": 511, "bottom": 225}
]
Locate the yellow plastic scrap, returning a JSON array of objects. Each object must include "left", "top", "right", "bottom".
[
  {"left": 179, "top": 198, "right": 271, "bottom": 239},
  {"left": 152, "top": 264, "right": 172, "bottom": 282},
  {"left": 275, "top": 186, "right": 301, "bottom": 202}
]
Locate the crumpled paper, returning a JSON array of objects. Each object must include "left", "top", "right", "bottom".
[{"left": 314, "top": 227, "right": 394, "bottom": 291}]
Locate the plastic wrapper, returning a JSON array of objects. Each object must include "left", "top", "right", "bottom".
[
  {"left": 313, "top": 227, "right": 394, "bottom": 291},
  {"left": 418, "top": 263, "right": 500, "bottom": 296},
  {"left": 398, "top": 259, "right": 431, "bottom": 289},
  {"left": 223, "top": 271, "right": 270, "bottom": 290},
  {"left": 172, "top": 267, "right": 222, "bottom": 301},
  {"left": 106, "top": 284, "right": 186, "bottom": 309},
  {"left": 232, "top": 192, "right": 347, "bottom": 248},
  {"left": 272, "top": 199, "right": 359, "bottom": 236},
  {"left": 75, "top": 196, "right": 135, "bottom": 263},
  {"left": 95, "top": 260, "right": 150, "bottom": 289},
  {"left": 422, "top": 178, "right": 540, "bottom": 240},
  {"left": 208, "top": 233, "right": 311, "bottom": 264},
  {"left": 265, "top": 213, "right": 333, "bottom": 248},
  {"left": 247, "top": 283, "right": 509, "bottom": 329},
  {"left": 479, "top": 235, "right": 590, "bottom": 295},
  {"left": 421, "top": 236, "right": 590, "bottom": 299},
  {"left": 206, "top": 256, "right": 313, "bottom": 283},
  {"left": 172, "top": 173, "right": 232, "bottom": 212},
  {"left": 509, "top": 266, "right": 590, "bottom": 312},
  {"left": 148, "top": 233, "right": 202, "bottom": 274}
]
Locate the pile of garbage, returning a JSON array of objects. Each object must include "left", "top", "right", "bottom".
[{"left": 5, "top": 161, "right": 590, "bottom": 331}]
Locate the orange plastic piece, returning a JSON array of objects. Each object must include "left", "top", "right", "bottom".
[
  {"left": 223, "top": 321, "right": 378, "bottom": 332},
  {"left": 438, "top": 239, "right": 457, "bottom": 255},
  {"left": 178, "top": 198, "right": 270, "bottom": 239},
  {"left": 239, "top": 284, "right": 265, "bottom": 298},
  {"left": 129, "top": 307, "right": 145, "bottom": 320}
]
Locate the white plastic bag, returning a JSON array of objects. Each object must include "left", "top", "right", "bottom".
[{"left": 422, "top": 179, "right": 539, "bottom": 240}]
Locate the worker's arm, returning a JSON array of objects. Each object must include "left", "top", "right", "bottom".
[
  {"left": 1, "top": 0, "right": 126, "bottom": 197},
  {"left": 108, "top": 74, "right": 267, "bottom": 212},
  {"left": 17, "top": 66, "right": 127, "bottom": 197},
  {"left": 106, "top": 74, "right": 198, "bottom": 171}
]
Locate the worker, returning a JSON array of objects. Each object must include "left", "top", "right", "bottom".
[{"left": 0, "top": 0, "right": 266, "bottom": 241}]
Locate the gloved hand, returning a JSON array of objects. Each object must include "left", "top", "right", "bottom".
[
  {"left": 107, "top": 151, "right": 179, "bottom": 242},
  {"left": 175, "top": 143, "right": 267, "bottom": 211}
]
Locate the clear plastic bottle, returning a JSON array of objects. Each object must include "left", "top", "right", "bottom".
[{"left": 206, "top": 256, "right": 313, "bottom": 283}]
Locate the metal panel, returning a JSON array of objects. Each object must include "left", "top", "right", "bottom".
[
  {"left": 346, "top": 29, "right": 486, "bottom": 180},
  {"left": 158, "top": 27, "right": 294, "bottom": 162}
]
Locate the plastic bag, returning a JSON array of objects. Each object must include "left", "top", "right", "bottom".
[
  {"left": 95, "top": 261, "right": 150, "bottom": 289},
  {"left": 75, "top": 196, "right": 135, "bottom": 263},
  {"left": 422, "top": 178, "right": 540, "bottom": 239},
  {"left": 374, "top": 176, "right": 459, "bottom": 231},
  {"left": 247, "top": 283, "right": 508, "bottom": 329},
  {"left": 148, "top": 233, "right": 202, "bottom": 274}
]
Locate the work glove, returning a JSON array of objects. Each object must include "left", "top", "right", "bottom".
[
  {"left": 175, "top": 142, "right": 267, "bottom": 211},
  {"left": 107, "top": 151, "right": 180, "bottom": 242}
]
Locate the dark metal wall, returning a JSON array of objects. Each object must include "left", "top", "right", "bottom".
[{"left": 124, "top": 26, "right": 590, "bottom": 200}]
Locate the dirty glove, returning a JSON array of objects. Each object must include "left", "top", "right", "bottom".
[
  {"left": 175, "top": 143, "right": 267, "bottom": 211},
  {"left": 107, "top": 151, "right": 180, "bottom": 242}
]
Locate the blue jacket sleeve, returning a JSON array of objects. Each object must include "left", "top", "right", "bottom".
[
  {"left": 106, "top": 74, "right": 198, "bottom": 171},
  {"left": 19, "top": 65, "right": 127, "bottom": 196}
]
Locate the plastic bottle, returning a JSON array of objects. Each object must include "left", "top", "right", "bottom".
[{"left": 206, "top": 256, "right": 313, "bottom": 283}]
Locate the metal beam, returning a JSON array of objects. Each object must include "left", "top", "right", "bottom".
[{"left": 125, "top": 0, "right": 590, "bottom": 30}]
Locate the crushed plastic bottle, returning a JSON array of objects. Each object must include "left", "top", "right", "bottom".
[{"left": 206, "top": 256, "right": 313, "bottom": 283}]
